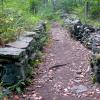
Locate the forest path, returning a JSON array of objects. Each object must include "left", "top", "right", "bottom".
[{"left": 20, "top": 22, "right": 100, "bottom": 100}]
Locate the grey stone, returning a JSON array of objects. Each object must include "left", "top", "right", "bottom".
[
  {"left": 6, "top": 41, "right": 29, "bottom": 49},
  {"left": 1, "top": 63, "right": 25, "bottom": 85},
  {"left": 22, "top": 31, "right": 36, "bottom": 37},
  {"left": 70, "top": 85, "right": 88, "bottom": 93},
  {"left": 34, "top": 22, "right": 46, "bottom": 33},
  {"left": 18, "top": 37, "right": 33, "bottom": 43},
  {"left": 60, "top": 13, "right": 69, "bottom": 18},
  {"left": 74, "top": 79, "right": 82, "bottom": 83},
  {"left": 2, "top": 88, "right": 11, "bottom": 95},
  {"left": 0, "top": 47, "right": 25, "bottom": 60},
  {"left": 18, "top": 37, "right": 36, "bottom": 55},
  {"left": 72, "top": 19, "right": 81, "bottom": 25},
  {"left": 92, "top": 34, "right": 100, "bottom": 54}
]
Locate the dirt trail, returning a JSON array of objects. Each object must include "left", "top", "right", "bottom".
[{"left": 20, "top": 22, "right": 100, "bottom": 100}]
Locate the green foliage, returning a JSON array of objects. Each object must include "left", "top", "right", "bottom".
[
  {"left": 90, "top": 6, "right": 100, "bottom": 19},
  {"left": 57, "top": 0, "right": 76, "bottom": 13},
  {"left": 0, "top": 0, "right": 41, "bottom": 43},
  {"left": 73, "top": 5, "right": 100, "bottom": 27},
  {"left": 91, "top": 74, "right": 96, "bottom": 84},
  {"left": 0, "top": 9, "right": 25, "bottom": 43},
  {"left": 37, "top": 3, "right": 54, "bottom": 20},
  {"left": 30, "top": 0, "right": 41, "bottom": 13}
]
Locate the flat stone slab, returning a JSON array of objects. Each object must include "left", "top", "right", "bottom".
[
  {"left": 0, "top": 47, "right": 25, "bottom": 60},
  {"left": 18, "top": 37, "right": 34, "bottom": 43},
  {"left": 70, "top": 85, "right": 88, "bottom": 93},
  {"left": 22, "top": 31, "right": 36, "bottom": 37},
  {"left": 6, "top": 41, "right": 29, "bottom": 49}
]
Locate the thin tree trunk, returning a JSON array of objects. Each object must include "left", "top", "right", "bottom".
[
  {"left": 51, "top": 0, "right": 56, "bottom": 11},
  {"left": 44, "top": 0, "right": 49, "bottom": 7},
  {"left": 1, "top": 0, "right": 4, "bottom": 13},
  {"left": 84, "top": 1, "right": 89, "bottom": 23},
  {"left": 97, "top": 0, "right": 100, "bottom": 21}
]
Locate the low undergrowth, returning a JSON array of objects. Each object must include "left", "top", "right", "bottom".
[
  {"left": 73, "top": 6, "right": 100, "bottom": 27},
  {"left": 0, "top": 0, "right": 41, "bottom": 45}
]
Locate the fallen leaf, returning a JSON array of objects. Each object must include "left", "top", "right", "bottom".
[
  {"left": 14, "top": 95, "right": 19, "bottom": 100},
  {"left": 63, "top": 93, "right": 71, "bottom": 96}
]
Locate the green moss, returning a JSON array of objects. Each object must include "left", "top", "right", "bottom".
[{"left": 91, "top": 74, "right": 96, "bottom": 84}]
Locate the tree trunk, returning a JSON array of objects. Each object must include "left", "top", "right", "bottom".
[
  {"left": 44, "top": 0, "right": 49, "bottom": 7},
  {"left": 1, "top": 0, "right": 4, "bottom": 13},
  {"left": 84, "top": 1, "right": 89, "bottom": 22},
  {"left": 51, "top": 0, "right": 56, "bottom": 11}
]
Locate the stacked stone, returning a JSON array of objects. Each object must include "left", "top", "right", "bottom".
[
  {"left": 0, "top": 22, "right": 47, "bottom": 85},
  {"left": 71, "top": 22, "right": 100, "bottom": 82},
  {"left": 63, "top": 14, "right": 100, "bottom": 50},
  {"left": 90, "top": 33, "right": 100, "bottom": 82},
  {"left": 63, "top": 14, "right": 100, "bottom": 83},
  {"left": 34, "top": 22, "right": 47, "bottom": 51}
]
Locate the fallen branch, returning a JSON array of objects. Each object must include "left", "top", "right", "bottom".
[{"left": 49, "top": 64, "right": 67, "bottom": 70}]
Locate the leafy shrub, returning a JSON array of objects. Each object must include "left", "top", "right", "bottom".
[
  {"left": 57, "top": 0, "right": 76, "bottom": 13},
  {"left": 37, "top": 2, "right": 61, "bottom": 21},
  {"left": 30, "top": 0, "right": 41, "bottom": 13},
  {"left": 37, "top": 3, "right": 54, "bottom": 20},
  {"left": 0, "top": 9, "right": 25, "bottom": 43},
  {"left": 0, "top": 0, "right": 41, "bottom": 43},
  {"left": 90, "top": 6, "right": 100, "bottom": 19}
]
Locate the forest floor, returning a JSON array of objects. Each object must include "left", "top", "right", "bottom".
[{"left": 19, "top": 22, "right": 100, "bottom": 100}]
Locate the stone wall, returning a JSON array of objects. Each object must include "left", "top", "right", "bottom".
[
  {"left": 63, "top": 14, "right": 100, "bottom": 83},
  {"left": 0, "top": 22, "right": 47, "bottom": 85}
]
